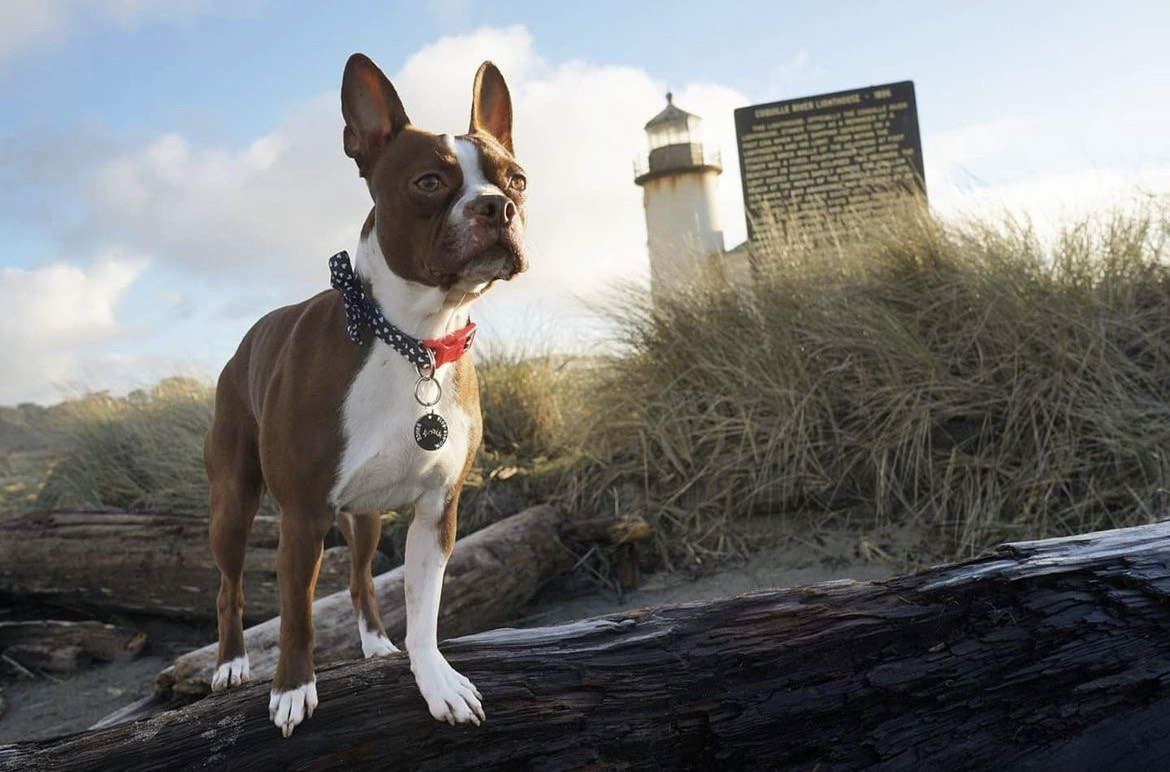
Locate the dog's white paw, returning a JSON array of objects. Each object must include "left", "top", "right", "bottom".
[
  {"left": 211, "top": 655, "right": 250, "bottom": 692},
  {"left": 361, "top": 630, "right": 400, "bottom": 658},
  {"left": 268, "top": 681, "right": 318, "bottom": 738},
  {"left": 411, "top": 651, "right": 484, "bottom": 726},
  {"left": 358, "top": 616, "right": 400, "bottom": 658}
]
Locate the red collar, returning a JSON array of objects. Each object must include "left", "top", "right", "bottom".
[{"left": 422, "top": 321, "right": 478, "bottom": 368}]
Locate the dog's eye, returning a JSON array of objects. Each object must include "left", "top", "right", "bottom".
[
  {"left": 509, "top": 174, "right": 527, "bottom": 192},
  {"left": 415, "top": 174, "right": 442, "bottom": 192}
]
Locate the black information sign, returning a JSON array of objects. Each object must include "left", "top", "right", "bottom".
[{"left": 734, "top": 81, "right": 925, "bottom": 239}]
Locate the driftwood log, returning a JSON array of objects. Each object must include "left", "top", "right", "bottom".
[
  {"left": 0, "top": 621, "right": 146, "bottom": 674},
  {"left": 5, "top": 521, "right": 1170, "bottom": 771},
  {"left": 154, "top": 504, "right": 570, "bottom": 700},
  {"left": 0, "top": 512, "right": 381, "bottom": 622}
]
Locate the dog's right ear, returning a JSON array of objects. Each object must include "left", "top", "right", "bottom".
[{"left": 341, "top": 53, "right": 410, "bottom": 177}]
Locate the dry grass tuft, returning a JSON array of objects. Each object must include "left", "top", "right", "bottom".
[
  {"left": 568, "top": 199, "right": 1170, "bottom": 569},
  {"left": 18, "top": 354, "right": 579, "bottom": 531},
  {"left": 476, "top": 344, "right": 582, "bottom": 459},
  {"left": 33, "top": 377, "right": 223, "bottom": 515},
  {"left": 12, "top": 200, "right": 1170, "bottom": 577}
]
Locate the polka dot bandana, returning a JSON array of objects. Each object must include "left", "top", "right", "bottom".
[{"left": 328, "top": 251, "right": 476, "bottom": 369}]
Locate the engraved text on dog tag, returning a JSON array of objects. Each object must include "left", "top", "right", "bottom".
[{"left": 414, "top": 412, "right": 448, "bottom": 451}]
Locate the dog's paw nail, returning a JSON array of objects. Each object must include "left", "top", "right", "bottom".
[
  {"left": 212, "top": 655, "right": 250, "bottom": 692},
  {"left": 269, "top": 682, "right": 318, "bottom": 737},
  {"left": 414, "top": 654, "right": 485, "bottom": 726}
]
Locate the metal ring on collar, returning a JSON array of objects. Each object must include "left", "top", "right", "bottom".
[{"left": 414, "top": 373, "right": 442, "bottom": 407}]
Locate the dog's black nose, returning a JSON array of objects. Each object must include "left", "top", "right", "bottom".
[{"left": 469, "top": 194, "right": 516, "bottom": 227}]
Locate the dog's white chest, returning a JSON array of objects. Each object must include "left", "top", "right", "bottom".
[{"left": 329, "top": 346, "right": 473, "bottom": 513}]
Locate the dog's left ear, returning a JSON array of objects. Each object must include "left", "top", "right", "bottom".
[{"left": 469, "top": 61, "right": 513, "bottom": 154}]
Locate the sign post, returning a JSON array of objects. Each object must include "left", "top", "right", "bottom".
[{"left": 734, "top": 81, "right": 925, "bottom": 240}]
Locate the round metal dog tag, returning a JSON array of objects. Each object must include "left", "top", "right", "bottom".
[{"left": 414, "top": 412, "right": 448, "bottom": 451}]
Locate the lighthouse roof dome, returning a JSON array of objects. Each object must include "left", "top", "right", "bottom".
[{"left": 644, "top": 92, "right": 700, "bottom": 131}]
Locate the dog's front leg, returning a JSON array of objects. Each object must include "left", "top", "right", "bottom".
[
  {"left": 269, "top": 504, "right": 334, "bottom": 737},
  {"left": 405, "top": 488, "right": 484, "bottom": 725}
]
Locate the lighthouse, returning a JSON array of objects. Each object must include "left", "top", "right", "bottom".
[{"left": 633, "top": 93, "right": 725, "bottom": 300}]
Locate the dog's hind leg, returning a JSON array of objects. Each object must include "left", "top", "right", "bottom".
[
  {"left": 336, "top": 510, "right": 399, "bottom": 657},
  {"left": 205, "top": 410, "right": 264, "bottom": 693}
]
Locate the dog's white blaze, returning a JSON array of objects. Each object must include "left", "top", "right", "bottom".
[
  {"left": 449, "top": 136, "right": 505, "bottom": 226},
  {"left": 357, "top": 614, "right": 398, "bottom": 658},
  {"left": 269, "top": 681, "right": 318, "bottom": 738}
]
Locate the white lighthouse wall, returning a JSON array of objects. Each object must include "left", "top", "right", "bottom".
[{"left": 641, "top": 170, "right": 725, "bottom": 297}]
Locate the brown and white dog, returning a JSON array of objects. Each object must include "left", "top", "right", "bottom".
[{"left": 204, "top": 53, "right": 527, "bottom": 737}]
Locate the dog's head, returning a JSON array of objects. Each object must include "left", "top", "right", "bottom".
[{"left": 341, "top": 53, "right": 527, "bottom": 294}]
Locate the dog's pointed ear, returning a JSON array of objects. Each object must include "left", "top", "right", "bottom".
[
  {"left": 341, "top": 53, "right": 410, "bottom": 177},
  {"left": 469, "top": 61, "right": 513, "bottom": 154}
]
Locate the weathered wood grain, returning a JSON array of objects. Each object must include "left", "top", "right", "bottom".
[
  {"left": 0, "top": 512, "right": 373, "bottom": 622},
  {"left": 4, "top": 520, "right": 1170, "bottom": 770}
]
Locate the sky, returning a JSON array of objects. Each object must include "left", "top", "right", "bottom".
[{"left": 1, "top": 0, "right": 1168, "bottom": 405}]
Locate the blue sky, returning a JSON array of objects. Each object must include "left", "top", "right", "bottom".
[{"left": 1, "top": 0, "right": 1168, "bottom": 404}]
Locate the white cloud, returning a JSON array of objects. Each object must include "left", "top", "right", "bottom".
[
  {"left": 0, "top": 3, "right": 69, "bottom": 67},
  {"left": 926, "top": 117, "right": 1170, "bottom": 238},
  {"left": 85, "top": 96, "right": 366, "bottom": 287},
  {"left": 931, "top": 165, "right": 1170, "bottom": 239},
  {"left": 925, "top": 117, "right": 1038, "bottom": 178},
  {"left": 77, "top": 25, "right": 750, "bottom": 337},
  {"left": 395, "top": 24, "right": 543, "bottom": 104},
  {"left": 0, "top": 0, "right": 222, "bottom": 70},
  {"left": 0, "top": 250, "right": 146, "bottom": 403}
]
